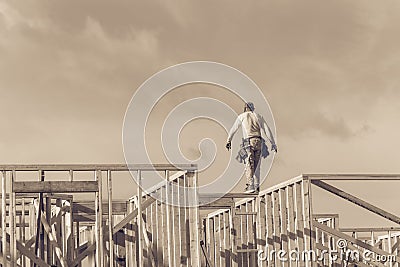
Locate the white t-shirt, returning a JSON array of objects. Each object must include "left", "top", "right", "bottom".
[{"left": 227, "top": 111, "right": 270, "bottom": 142}]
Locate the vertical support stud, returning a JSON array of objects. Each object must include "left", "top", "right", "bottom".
[
  {"left": 95, "top": 170, "right": 104, "bottom": 267},
  {"left": 1, "top": 171, "right": 7, "bottom": 267},
  {"left": 107, "top": 170, "right": 114, "bottom": 267},
  {"left": 137, "top": 170, "right": 143, "bottom": 267}
]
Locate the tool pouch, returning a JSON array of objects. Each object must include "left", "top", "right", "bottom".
[
  {"left": 261, "top": 138, "right": 269, "bottom": 158},
  {"left": 235, "top": 138, "right": 249, "bottom": 164}
]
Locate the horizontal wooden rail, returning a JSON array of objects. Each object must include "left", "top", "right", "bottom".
[
  {"left": 312, "top": 180, "right": 400, "bottom": 225},
  {"left": 13, "top": 181, "right": 99, "bottom": 193},
  {"left": 0, "top": 163, "right": 197, "bottom": 171},
  {"left": 306, "top": 173, "right": 400, "bottom": 180}
]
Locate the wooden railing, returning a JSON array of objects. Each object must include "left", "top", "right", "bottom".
[
  {"left": 203, "top": 174, "right": 400, "bottom": 267},
  {"left": 0, "top": 164, "right": 199, "bottom": 267}
]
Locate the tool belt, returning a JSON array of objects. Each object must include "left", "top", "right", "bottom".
[{"left": 235, "top": 137, "right": 269, "bottom": 164}]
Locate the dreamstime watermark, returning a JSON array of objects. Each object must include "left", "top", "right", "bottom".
[
  {"left": 123, "top": 61, "right": 276, "bottom": 207},
  {"left": 257, "top": 239, "right": 396, "bottom": 265}
]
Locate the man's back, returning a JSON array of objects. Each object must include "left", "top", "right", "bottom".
[{"left": 237, "top": 111, "right": 261, "bottom": 138}]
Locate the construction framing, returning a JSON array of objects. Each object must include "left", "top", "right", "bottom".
[
  {"left": 0, "top": 164, "right": 200, "bottom": 267},
  {"left": 204, "top": 174, "right": 400, "bottom": 267},
  {"left": 1, "top": 166, "right": 399, "bottom": 266}
]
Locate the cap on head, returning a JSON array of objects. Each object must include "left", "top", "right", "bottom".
[{"left": 244, "top": 102, "right": 255, "bottom": 111}]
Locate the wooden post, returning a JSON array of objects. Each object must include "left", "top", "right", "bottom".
[
  {"left": 95, "top": 170, "right": 103, "bottom": 267},
  {"left": 10, "top": 170, "right": 16, "bottom": 267},
  {"left": 165, "top": 170, "right": 173, "bottom": 267},
  {"left": 107, "top": 170, "right": 114, "bottom": 267},
  {"left": 178, "top": 176, "right": 187, "bottom": 267},
  {"left": 295, "top": 182, "right": 306, "bottom": 267},
  {"left": 136, "top": 170, "right": 143, "bottom": 267},
  {"left": 46, "top": 197, "right": 52, "bottom": 265},
  {"left": 303, "top": 177, "right": 315, "bottom": 267},
  {"left": 55, "top": 199, "right": 62, "bottom": 267},
  {"left": 34, "top": 170, "right": 45, "bottom": 266},
  {"left": 2, "top": 171, "right": 7, "bottom": 267},
  {"left": 69, "top": 199, "right": 75, "bottom": 264},
  {"left": 187, "top": 171, "right": 200, "bottom": 267},
  {"left": 21, "top": 198, "right": 26, "bottom": 267}
]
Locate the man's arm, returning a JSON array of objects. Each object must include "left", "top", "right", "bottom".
[
  {"left": 226, "top": 116, "right": 241, "bottom": 151},
  {"left": 227, "top": 117, "right": 241, "bottom": 143},
  {"left": 260, "top": 115, "right": 278, "bottom": 152}
]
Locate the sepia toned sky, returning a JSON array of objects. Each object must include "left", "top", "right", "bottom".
[{"left": 1, "top": 1, "right": 400, "bottom": 226}]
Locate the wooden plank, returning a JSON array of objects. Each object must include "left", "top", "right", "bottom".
[
  {"left": 0, "top": 164, "right": 197, "bottom": 172},
  {"left": 165, "top": 171, "right": 174, "bottom": 267},
  {"left": 303, "top": 179, "right": 315, "bottom": 266},
  {"left": 112, "top": 197, "right": 155, "bottom": 235},
  {"left": 107, "top": 170, "right": 114, "bottom": 267},
  {"left": 258, "top": 195, "right": 267, "bottom": 267},
  {"left": 178, "top": 176, "right": 187, "bottom": 266},
  {"left": 136, "top": 171, "right": 143, "bottom": 267},
  {"left": 279, "top": 188, "right": 289, "bottom": 265},
  {"left": 156, "top": 200, "right": 164, "bottom": 265},
  {"left": 272, "top": 190, "right": 282, "bottom": 267},
  {"left": 209, "top": 218, "right": 215, "bottom": 266},
  {"left": 161, "top": 188, "right": 168, "bottom": 266},
  {"left": 150, "top": 201, "right": 158, "bottom": 265},
  {"left": 224, "top": 211, "right": 230, "bottom": 266},
  {"left": 260, "top": 176, "right": 303, "bottom": 195},
  {"left": 39, "top": 213, "right": 68, "bottom": 266},
  {"left": 306, "top": 174, "right": 400, "bottom": 180},
  {"left": 173, "top": 181, "right": 180, "bottom": 267},
  {"left": 216, "top": 215, "right": 221, "bottom": 267},
  {"left": 286, "top": 185, "right": 296, "bottom": 267},
  {"left": 295, "top": 182, "right": 305, "bottom": 267},
  {"left": 249, "top": 201, "right": 257, "bottom": 266},
  {"left": 312, "top": 180, "right": 400, "bottom": 225},
  {"left": 241, "top": 203, "right": 248, "bottom": 266},
  {"left": 0, "top": 226, "right": 48, "bottom": 267},
  {"left": 70, "top": 243, "right": 96, "bottom": 267},
  {"left": 16, "top": 241, "right": 50, "bottom": 267},
  {"left": 13, "top": 181, "right": 99, "bottom": 193},
  {"left": 313, "top": 220, "right": 400, "bottom": 264},
  {"left": 2, "top": 171, "right": 7, "bottom": 267},
  {"left": 125, "top": 201, "right": 134, "bottom": 267},
  {"left": 21, "top": 198, "right": 26, "bottom": 267},
  {"left": 10, "top": 171, "right": 16, "bottom": 267},
  {"left": 231, "top": 210, "right": 240, "bottom": 267},
  {"left": 140, "top": 213, "right": 156, "bottom": 266},
  {"left": 187, "top": 171, "right": 200, "bottom": 267},
  {"left": 95, "top": 170, "right": 103, "bottom": 267},
  {"left": 265, "top": 193, "right": 274, "bottom": 267}
]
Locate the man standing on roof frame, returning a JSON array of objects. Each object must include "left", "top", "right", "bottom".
[{"left": 226, "top": 102, "right": 277, "bottom": 193}]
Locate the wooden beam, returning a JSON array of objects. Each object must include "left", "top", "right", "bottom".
[
  {"left": 112, "top": 197, "right": 156, "bottom": 235},
  {"left": 70, "top": 243, "right": 96, "bottom": 267},
  {"left": 0, "top": 164, "right": 197, "bottom": 172},
  {"left": 10, "top": 171, "right": 16, "bottom": 267},
  {"left": 306, "top": 173, "right": 400, "bottom": 180},
  {"left": 13, "top": 181, "right": 99, "bottom": 193},
  {"left": 107, "top": 170, "right": 114, "bottom": 267},
  {"left": 340, "top": 227, "right": 400, "bottom": 232},
  {"left": 137, "top": 171, "right": 144, "bottom": 267},
  {"left": 313, "top": 220, "right": 400, "bottom": 264},
  {"left": 95, "top": 170, "right": 103, "bottom": 267},
  {"left": 40, "top": 213, "right": 68, "bottom": 266},
  {"left": 311, "top": 180, "right": 400, "bottom": 225},
  {"left": 72, "top": 201, "right": 127, "bottom": 215},
  {"left": 0, "top": 229, "right": 49, "bottom": 267},
  {"left": 1, "top": 171, "right": 7, "bottom": 266}
]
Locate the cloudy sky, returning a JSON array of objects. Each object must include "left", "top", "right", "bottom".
[{"left": 1, "top": 1, "right": 400, "bottom": 226}]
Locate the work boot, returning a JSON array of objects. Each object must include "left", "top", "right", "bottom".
[{"left": 245, "top": 185, "right": 255, "bottom": 193}]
